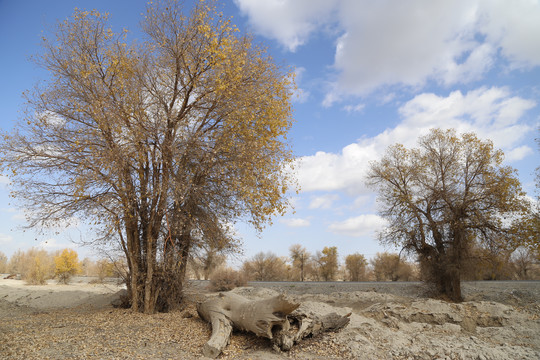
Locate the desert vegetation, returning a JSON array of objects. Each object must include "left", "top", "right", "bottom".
[
  {"left": 1, "top": 248, "right": 125, "bottom": 284},
  {"left": 3, "top": 244, "right": 538, "bottom": 285},
  {"left": 195, "top": 245, "right": 539, "bottom": 283}
]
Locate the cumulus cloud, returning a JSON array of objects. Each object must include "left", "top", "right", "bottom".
[
  {"left": 235, "top": 0, "right": 540, "bottom": 97},
  {"left": 296, "top": 87, "right": 536, "bottom": 194},
  {"left": 328, "top": 214, "right": 388, "bottom": 237},
  {"left": 398, "top": 87, "right": 536, "bottom": 149},
  {"left": 280, "top": 218, "right": 311, "bottom": 228},
  {"left": 234, "top": 0, "right": 337, "bottom": 52}
]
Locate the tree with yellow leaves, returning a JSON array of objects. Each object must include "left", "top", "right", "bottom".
[
  {"left": 55, "top": 248, "right": 82, "bottom": 284},
  {"left": 0, "top": 0, "right": 295, "bottom": 313},
  {"left": 367, "top": 128, "right": 531, "bottom": 301}
]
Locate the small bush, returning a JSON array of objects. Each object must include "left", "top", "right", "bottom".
[
  {"left": 208, "top": 268, "right": 247, "bottom": 292},
  {"left": 26, "top": 255, "right": 49, "bottom": 285}
]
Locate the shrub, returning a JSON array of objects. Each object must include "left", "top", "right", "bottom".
[
  {"left": 208, "top": 268, "right": 247, "bottom": 292},
  {"left": 26, "top": 255, "right": 49, "bottom": 285},
  {"left": 242, "top": 251, "right": 289, "bottom": 281},
  {"left": 8, "top": 247, "right": 55, "bottom": 284}
]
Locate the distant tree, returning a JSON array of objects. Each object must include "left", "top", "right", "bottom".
[
  {"left": 188, "top": 234, "right": 238, "bottom": 280},
  {"left": 26, "top": 253, "right": 50, "bottom": 285},
  {"left": 54, "top": 248, "right": 82, "bottom": 284},
  {"left": 289, "top": 244, "right": 310, "bottom": 282},
  {"left": 0, "top": 251, "right": 7, "bottom": 273},
  {"left": 80, "top": 257, "right": 94, "bottom": 277},
  {"left": 367, "top": 129, "right": 530, "bottom": 301},
  {"left": 242, "top": 252, "right": 288, "bottom": 281},
  {"left": 511, "top": 247, "right": 535, "bottom": 280},
  {"left": 95, "top": 259, "right": 115, "bottom": 282},
  {"left": 318, "top": 246, "right": 339, "bottom": 281},
  {"left": 8, "top": 248, "right": 55, "bottom": 282},
  {"left": 345, "top": 253, "right": 368, "bottom": 281},
  {"left": 526, "top": 129, "right": 540, "bottom": 258},
  {"left": 371, "top": 252, "right": 413, "bottom": 281},
  {"left": 463, "top": 236, "right": 515, "bottom": 281},
  {"left": 7, "top": 249, "right": 25, "bottom": 275}
]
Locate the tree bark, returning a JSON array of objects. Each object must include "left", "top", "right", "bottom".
[{"left": 197, "top": 292, "right": 350, "bottom": 358}]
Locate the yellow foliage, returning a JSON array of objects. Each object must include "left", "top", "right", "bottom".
[{"left": 54, "top": 248, "right": 82, "bottom": 284}]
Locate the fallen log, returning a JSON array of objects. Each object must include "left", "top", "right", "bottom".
[{"left": 197, "top": 292, "right": 351, "bottom": 358}]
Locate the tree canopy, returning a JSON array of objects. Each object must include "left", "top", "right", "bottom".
[
  {"left": 367, "top": 128, "right": 531, "bottom": 301},
  {"left": 0, "top": 0, "right": 295, "bottom": 313}
]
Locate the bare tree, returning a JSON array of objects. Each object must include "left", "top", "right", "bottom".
[
  {"left": 345, "top": 253, "right": 367, "bottom": 281},
  {"left": 371, "top": 252, "right": 413, "bottom": 282},
  {"left": 242, "top": 251, "right": 289, "bottom": 281},
  {"left": 367, "top": 129, "right": 530, "bottom": 301},
  {"left": 512, "top": 247, "right": 535, "bottom": 280},
  {"left": 0, "top": 1, "right": 294, "bottom": 313},
  {"left": 289, "top": 244, "right": 310, "bottom": 282}
]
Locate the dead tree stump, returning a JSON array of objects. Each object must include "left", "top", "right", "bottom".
[{"left": 197, "top": 292, "right": 351, "bottom": 358}]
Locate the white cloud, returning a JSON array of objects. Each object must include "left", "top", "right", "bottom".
[
  {"left": 235, "top": 0, "right": 540, "bottom": 97},
  {"left": 280, "top": 218, "right": 311, "bottom": 228},
  {"left": 296, "top": 144, "right": 376, "bottom": 195},
  {"left": 309, "top": 194, "right": 340, "bottom": 209},
  {"left": 479, "top": 0, "right": 540, "bottom": 68},
  {"left": 399, "top": 87, "right": 536, "bottom": 150},
  {"left": 234, "top": 0, "right": 337, "bottom": 52},
  {"left": 505, "top": 146, "right": 534, "bottom": 162},
  {"left": 0, "top": 233, "right": 13, "bottom": 244},
  {"left": 343, "top": 103, "right": 365, "bottom": 113},
  {"left": 333, "top": 0, "right": 483, "bottom": 95},
  {"left": 292, "top": 67, "right": 310, "bottom": 103},
  {"left": 296, "top": 87, "right": 536, "bottom": 194},
  {"left": 328, "top": 214, "right": 388, "bottom": 237}
]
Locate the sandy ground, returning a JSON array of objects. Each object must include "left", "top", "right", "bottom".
[{"left": 1, "top": 277, "right": 539, "bottom": 359}]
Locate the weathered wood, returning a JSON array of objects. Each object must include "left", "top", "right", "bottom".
[
  {"left": 273, "top": 310, "right": 352, "bottom": 351},
  {"left": 197, "top": 292, "right": 350, "bottom": 358},
  {"left": 197, "top": 292, "right": 299, "bottom": 358}
]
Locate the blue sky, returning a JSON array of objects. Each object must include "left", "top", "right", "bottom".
[{"left": 1, "top": 0, "right": 539, "bottom": 265}]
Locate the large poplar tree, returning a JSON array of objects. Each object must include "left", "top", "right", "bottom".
[
  {"left": 0, "top": 0, "right": 295, "bottom": 313},
  {"left": 367, "top": 128, "right": 530, "bottom": 301}
]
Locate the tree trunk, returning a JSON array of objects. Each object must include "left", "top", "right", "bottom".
[{"left": 197, "top": 292, "right": 350, "bottom": 358}]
